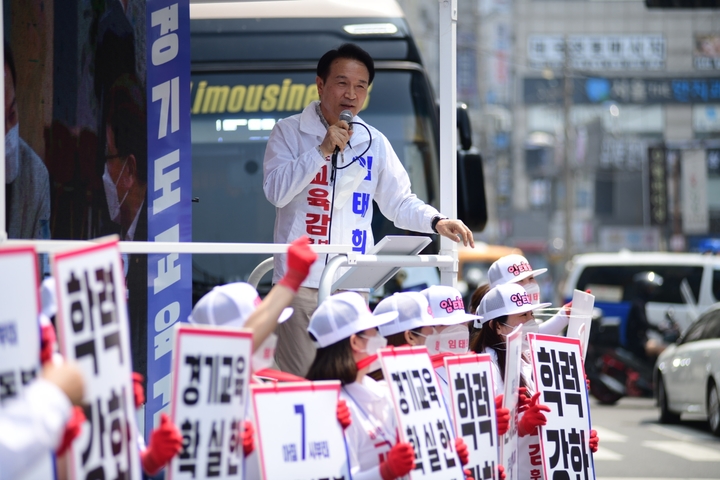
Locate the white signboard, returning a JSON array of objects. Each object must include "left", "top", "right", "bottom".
[
  {"left": 379, "top": 346, "right": 466, "bottom": 480},
  {"left": 251, "top": 381, "right": 350, "bottom": 480},
  {"left": 444, "top": 354, "right": 500, "bottom": 480},
  {"left": 53, "top": 238, "right": 141, "bottom": 479},
  {"left": 528, "top": 334, "right": 595, "bottom": 480},
  {"left": 500, "top": 325, "right": 523, "bottom": 480},
  {"left": 0, "top": 246, "right": 54, "bottom": 480},
  {"left": 169, "top": 324, "right": 253, "bottom": 479},
  {"left": 566, "top": 290, "right": 596, "bottom": 360},
  {"left": 528, "top": 35, "right": 665, "bottom": 70},
  {"left": 682, "top": 149, "right": 709, "bottom": 235}
]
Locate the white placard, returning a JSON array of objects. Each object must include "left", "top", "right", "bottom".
[
  {"left": 53, "top": 238, "right": 141, "bottom": 479},
  {"left": 567, "top": 290, "right": 595, "bottom": 360},
  {"left": 500, "top": 325, "right": 523, "bottom": 480},
  {"left": 444, "top": 354, "right": 500, "bottom": 480},
  {"left": 0, "top": 246, "right": 55, "bottom": 480},
  {"left": 251, "top": 381, "right": 350, "bottom": 480},
  {"left": 379, "top": 346, "right": 466, "bottom": 480},
  {"left": 168, "top": 324, "right": 253, "bottom": 480},
  {"left": 528, "top": 334, "right": 595, "bottom": 480}
]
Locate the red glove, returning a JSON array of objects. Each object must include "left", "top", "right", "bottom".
[
  {"left": 585, "top": 374, "right": 591, "bottom": 391},
  {"left": 132, "top": 373, "right": 145, "bottom": 408},
  {"left": 495, "top": 394, "right": 510, "bottom": 436},
  {"left": 517, "top": 387, "right": 530, "bottom": 413},
  {"left": 498, "top": 464, "right": 506, "bottom": 480},
  {"left": 141, "top": 414, "right": 183, "bottom": 476},
  {"left": 464, "top": 469, "right": 475, "bottom": 480},
  {"left": 242, "top": 420, "right": 254, "bottom": 457},
  {"left": 278, "top": 236, "right": 318, "bottom": 292},
  {"left": 589, "top": 429, "right": 599, "bottom": 453},
  {"left": 337, "top": 398, "right": 352, "bottom": 430},
  {"left": 455, "top": 437, "right": 469, "bottom": 466},
  {"left": 379, "top": 442, "right": 415, "bottom": 480},
  {"left": 40, "top": 323, "right": 56, "bottom": 364},
  {"left": 56, "top": 406, "right": 86, "bottom": 456},
  {"left": 518, "top": 392, "right": 551, "bottom": 437}
]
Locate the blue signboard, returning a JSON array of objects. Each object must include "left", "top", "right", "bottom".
[
  {"left": 145, "top": 0, "right": 192, "bottom": 436},
  {"left": 524, "top": 77, "right": 720, "bottom": 104}
]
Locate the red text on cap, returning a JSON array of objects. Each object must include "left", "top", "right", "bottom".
[
  {"left": 507, "top": 262, "right": 532, "bottom": 276},
  {"left": 440, "top": 296, "right": 464, "bottom": 313}
]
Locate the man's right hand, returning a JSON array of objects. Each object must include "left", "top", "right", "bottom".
[
  {"left": 42, "top": 361, "right": 85, "bottom": 406},
  {"left": 319, "top": 120, "right": 352, "bottom": 158}
]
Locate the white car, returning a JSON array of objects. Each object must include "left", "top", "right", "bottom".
[{"left": 655, "top": 303, "right": 720, "bottom": 435}]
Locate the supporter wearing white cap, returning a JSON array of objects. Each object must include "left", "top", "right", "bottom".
[
  {"left": 374, "top": 289, "right": 507, "bottom": 475},
  {"left": 306, "top": 292, "right": 418, "bottom": 480},
  {"left": 486, "top": 254, "right": 570, "bottom": 335},
  {"left": 375, "top": 291, "right": 434, "bottom": 347},
  {"left": 470, "top": 283, "right": 598, "bottom": 479}
]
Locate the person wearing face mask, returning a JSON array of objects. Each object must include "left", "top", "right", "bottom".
[
  {"left": 487, "top": 254, "right": 571, "bottom": 336},
  {"left": 470, "top": 283, "right": 599, "bottom": 479},
  {"left": 3, "top": 40, "right": 50, "bottom": 240},
  {"left": 305, "top": 292, "right": 415, "bottom": 480},
  {"left": 416, "top": 285, "right": 482, "bottom": 402}
]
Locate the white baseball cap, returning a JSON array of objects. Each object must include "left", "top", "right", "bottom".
[
  {"left": 190, "top": 282, "right": 293, "bottom": 328},
  {"left": 421, "top": 285, "right": 482, "bottom": 326},
  {"left": 375, "top": 292, "right": 434, "bottom": 337},
  {"left": 309, "top": 292, "right": 397, "bottom": 348},
  {"left": 474, "top": 283, "right": 551, "bottom": 328},
  {"left": 487, "top": 254, "right": 547, "bottom": 288}
]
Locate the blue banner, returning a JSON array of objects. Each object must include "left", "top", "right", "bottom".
[{"left": 145, "top": 0, "right": 192, "bottom": 436}]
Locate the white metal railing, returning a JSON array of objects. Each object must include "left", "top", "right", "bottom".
[{"left": 2, "top": 239, "right": 353, "bottom": 255}]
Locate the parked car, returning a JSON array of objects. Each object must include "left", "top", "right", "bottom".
[
  {"left": 654, "top": 303, "right": 720, "bottom": 435},
  {"left": 563, "top": 252, "right": 720, "bottom": 343}
]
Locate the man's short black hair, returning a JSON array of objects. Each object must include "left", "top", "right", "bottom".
[
  {"left": 4, "top": 40, "right": 16, "bottom": 88},
  {"left": 316, "top": 43, "right": 374, "bottom": 85},
  {"left": 105, "top": 74, "right": 147, "bottom": 184}
]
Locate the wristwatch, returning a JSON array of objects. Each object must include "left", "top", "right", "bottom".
[{"left": 431, "top": 215, "right": 447, "bottom": 233}]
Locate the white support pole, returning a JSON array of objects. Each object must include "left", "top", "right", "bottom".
[
  {"left": 0, "top": 5, "right": 6, "bottom": 243},
  {"left": 438, "top": 0, "right": 458, "bottom": 286}
]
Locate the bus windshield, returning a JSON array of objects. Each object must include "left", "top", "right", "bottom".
[{"left": 190, "top": 68, "right": 439, "bottom": 296}]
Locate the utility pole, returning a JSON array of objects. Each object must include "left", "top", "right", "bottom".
[{"left": 562, "top": 36, "right": 574, "bottom": 267}]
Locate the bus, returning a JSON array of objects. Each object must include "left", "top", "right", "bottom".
[{"left": 189, "top": 0, "right": 487, "bottom": 299}]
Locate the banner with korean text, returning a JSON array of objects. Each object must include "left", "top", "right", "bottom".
[
  {"left": 379, "top": 346, "right": 465, "bottom": 480},
  {"left": 0, "top": 246, "right": 54, "bottom": 479},
  {"left": 145, "top": 0, "right": 193, "bottom": 439},
  {"left": 251, "top": 381, "right": 350, "bottom": 480},
  {"left": 528, "top": 334, "right": 595, "bottom": 480},
  {"left": 500, "top": 325, "right": 522, "bottom": 480},
  {"left": 168, "top": 324, "right": 253, "bottom": 479},
  {"left": 444, "top": 354, "right": 500, "bottom": 480},
  {"left": 53, "top": 238, "right": 142, "bottom": 479}
]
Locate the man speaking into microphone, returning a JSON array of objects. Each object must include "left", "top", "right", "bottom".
[{"left": 263, "top": 43, "right": 474, "bottom": 376}]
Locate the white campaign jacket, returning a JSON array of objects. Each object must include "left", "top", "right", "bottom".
[
  {"left": 341, "top": 376, "right": 398, "bottom": 480},
  {"left": 0, "top": 379, "right": 71, "bottom": 480},
  {"left": 484, "top": 347, "right": 545, "bottom": 480},
  {"left": 264, "top": 101, "right": 440, "bottom": 288}
]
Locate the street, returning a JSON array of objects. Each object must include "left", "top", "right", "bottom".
[{"left": 590, "top": 396, "right": 720, "bottom": 480}]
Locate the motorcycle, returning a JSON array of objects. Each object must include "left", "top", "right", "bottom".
[{"left": 585, "top": 309, "right": 680, "bottom": 405}]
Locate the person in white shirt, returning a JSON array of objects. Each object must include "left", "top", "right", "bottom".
[
  {"left": 0, "top": 361, "right": 84, "bottom": 480},
  {"left": 470, "top": 283, "right": 599, "bottom": 480},
  {"left": 485, "top": 254, "right": 570, "bottom": 335},
  {"left": 305, "top": 292, "right": 418, "bottom": 480},
  {"left": 264, "top": 42, "right": 474, "bottom": 377}
]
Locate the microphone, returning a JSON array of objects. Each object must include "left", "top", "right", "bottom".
[
  {"left": 331, "top": 110, "right": 354, "bottom": 183},
  {"left": 333, "top": 109, "right": 354, "bottom": 155}
]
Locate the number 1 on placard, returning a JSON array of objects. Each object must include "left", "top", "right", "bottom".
[{"left": 294, "top": 404, "right": 306, "bottom": 460}]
